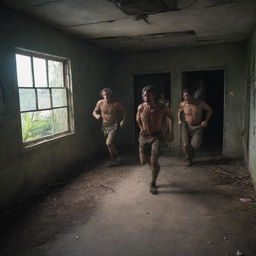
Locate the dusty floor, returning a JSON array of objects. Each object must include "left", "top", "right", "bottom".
[{"left": 1, "top": 153, "right": 256, "bottom": 256}]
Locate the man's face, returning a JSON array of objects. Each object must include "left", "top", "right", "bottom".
[
  {"left": 143, "top": 90, "right": 155, "bottom": 103},
  {"left": 102, "top": 91, "right": 112, "bottom": 102},
  {"left": 183, "top": 92, "right": 191, "bottom": 102}
]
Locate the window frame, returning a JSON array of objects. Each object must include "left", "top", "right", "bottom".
[{"left": 15, "top": 48, "right": 75, "bottom": 147}]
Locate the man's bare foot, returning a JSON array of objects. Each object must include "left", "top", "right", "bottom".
[
  {"left": 111, "top": 151, "right": 119, "bottom": 162},
  {"left": 104, "top": 160, "right": 113, "bottom": 167},
  {"left": 185, "top": 157, "right": 193, "bottom": 167},
  {"left": 150, "top": 182, "right": 158, "bottom": 195}
]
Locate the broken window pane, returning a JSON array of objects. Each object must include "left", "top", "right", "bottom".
[
  {"left": 21, "top": 110, "right": 53, "bottom": 142},
  {"left": 37, "top": 89, "right": 51, "bottom": 109},
  {"left": 52, "top": 88, "right": 67, "bottom": 107},
  {"left": 16, "top": 54, "right": 33, "bottom": 87},
  {"left": 33, "top": 57, "right": 48, "bottom": 87},
  {"left": 53, "top": 107, "right": 68, "bottom": 133},
  {"left": 19, "top": 88, "right": 36, "bottom": 111},
  {"left": 49, "top": 60, "right": 64, "bottom": 87}
]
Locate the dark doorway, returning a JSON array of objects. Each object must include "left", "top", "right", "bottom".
[
  {"left": 182, "top": 70, "right": 224, "bottom": 153},
  {"left": 133, "top": 72, "right": 171, "bottom": 143}
]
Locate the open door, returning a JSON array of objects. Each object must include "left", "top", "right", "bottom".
[{"left": 182, "top": 70, "right": 224, "bottom": 153}]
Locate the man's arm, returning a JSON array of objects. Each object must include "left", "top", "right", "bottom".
[
  {"left": 92, "top": 101, "right": 101, "bottom": 120},
  {"left": 165, "top": 106, "right": 174, "bottom": 131},
  {"left": 165, "top": 106, "right": 174, "bottom": 142},
  {"left": 177, "top": 102, "right": 184, "bottom": 125},
  {"left": 118, "top": 102, "right": 127, "bottom": 128},
  {"left": 136, "top": 105, "right": 143, "bottom": 131},
  {"left": 200, "top": 101, "right": 212, "bottom": 127}
]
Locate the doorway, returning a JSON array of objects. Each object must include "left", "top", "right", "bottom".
[
  {"left": 182, "top": 70, "right": 224, "bottom": 153},
  {"left": 133, "top": 72, "right": 171, "bottom": 143}
]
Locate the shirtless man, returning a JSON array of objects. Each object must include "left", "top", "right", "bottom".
[
  {"left": 93, "top": 88, "right": 126, "bottom": 163},
  {"left": 136, "top": 85, "right": 174, "bottom": 194},
  {"left": 178, "top": 89, "right": 212, "bottom": 166}
]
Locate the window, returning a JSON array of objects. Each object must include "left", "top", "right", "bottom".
[{"left": 15, "top": 49, "right": 74, "bottom": 146}]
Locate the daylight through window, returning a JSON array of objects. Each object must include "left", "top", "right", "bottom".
[{"left": 15, "top": 49, "right": 74, "bottom": 145}]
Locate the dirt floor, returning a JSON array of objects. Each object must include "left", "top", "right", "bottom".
[{"left": 1, "top": 153, "right": 256, "bottom": 256}]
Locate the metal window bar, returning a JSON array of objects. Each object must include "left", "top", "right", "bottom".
[
  {"left": 18, "top": 87, "right": 64, "bottom": 89},
  {"left": 20, "top": 106, "right": 68, "bottom": 114},
  {"left": 46, "top": 59, "right": 49, "bottom": 88},
  {"left": 30, "top": 56, "right": 39, "bottom": 110},
  {"left": 64, "top": 62, "right": 71, "bottom": 131},
  {"left": 64, "top": 60, "right": 73, "bottom": 133}
]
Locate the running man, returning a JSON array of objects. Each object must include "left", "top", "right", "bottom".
[
  {"left": 136, "top": 85, "right": 174, "bottom": 194},
  {"left": 178, "top": 89, "right": 212, "bottom": 166},
  {"left": 93, "top": 88, "right": 126, "bottom": 164}
]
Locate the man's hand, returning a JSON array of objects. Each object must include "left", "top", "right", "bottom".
[
  {"left": 120, "top": 120, "right": 125, "bottom": 128},
  {"left": 95, "top": 114, "right": 101, "bottom": 120},
  {"left": 178, "top": 120, "right": 182, "bottom": 125},
  {"left": 201, "top": 121, "right": 208, "bottom": 127},
  {"left": 92, "top": 102, "right": 102, "bottom": 120},
  {"left": 140, "top": 130, "right": 146, "bottom": 136}
]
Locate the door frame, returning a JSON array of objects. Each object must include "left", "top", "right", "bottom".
[{"left": 181, "top": 67, "right": 226, "bottom": 154}]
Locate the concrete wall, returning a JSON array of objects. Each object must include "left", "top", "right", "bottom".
[
  {"left": 246, "top": 27, "right": 256, "bottom": 187},
  {"left": 111, "top": 43, "right": 246, "bottom": 157},
  {"left": 0, "top": 7, "right": 250, "bottom": 210},
  {"left": 0, "top": 8, "right": 113, "bottom": 209}
]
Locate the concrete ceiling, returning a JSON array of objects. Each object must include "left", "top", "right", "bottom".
[{"left": 1, "top": 0, "right": 256, "bottom": 51}]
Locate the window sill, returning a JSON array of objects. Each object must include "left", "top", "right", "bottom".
[{"left": 23, "top": 131, "right": 75, "bottom": 150}]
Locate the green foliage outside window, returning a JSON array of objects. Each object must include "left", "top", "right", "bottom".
[{"left": 21, "top": 112, "right": 52, "bottom": 142}]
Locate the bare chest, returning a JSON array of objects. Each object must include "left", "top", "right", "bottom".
[
  {"left": 100, "top": 102, "right": 117, "bottom": 115},
  {"left": 183, "top": 103, "right": 202, "bottom": 116},
  {"left": 141, "top": 107, "right": 163, "bottom": 122}
]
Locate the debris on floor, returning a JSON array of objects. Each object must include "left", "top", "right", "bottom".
[
  {"left": 240, "top": 198, "right": 253, "bottom": 203},
  {"left": 1, "top": 155, "right": 256, "bottom": 256},
  {"left": 236, "top": 249, "right": 243, "bottom": 255},
  {"left": 99, "top": 184, "right": 116, "bottom": 193}
]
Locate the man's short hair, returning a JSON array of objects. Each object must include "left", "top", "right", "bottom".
[
  {"left": 183, "top": 88, "right": 193, "bottom": 96},
  {"left": 100, "top": 88, "right": 112, "bottom": 96},
  {"left": 142, "top": 85, "right": 160, "bottom": 100}
]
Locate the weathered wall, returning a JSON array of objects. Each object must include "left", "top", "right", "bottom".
[
  {"left": 246, "top": 27, "right": 256, "bottom": 187},
  {"left": 0, "top": 8, "right": 113, "bottom": 209},
  {"left": 0, "top": 7, "right": 250, "bottom": 210},
  {"left": 111, "top": 43, "right": 246, "bottom": 157}
]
